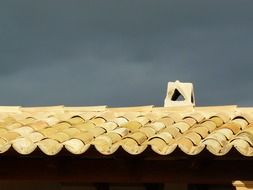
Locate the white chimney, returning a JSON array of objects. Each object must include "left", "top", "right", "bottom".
[{"left": 164, "top": 80, "right": 195, "bottom": 107}]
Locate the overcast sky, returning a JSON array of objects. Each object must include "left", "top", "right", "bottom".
[{"left": 0, "top": 0, "right": 253, "bottom": 107}]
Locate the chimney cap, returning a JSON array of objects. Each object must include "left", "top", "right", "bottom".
[{"left": 164, "top": 80, "right": 195, "bottom": 107}]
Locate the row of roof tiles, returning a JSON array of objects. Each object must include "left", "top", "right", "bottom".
[{"left": 0, "top": 106, "right": 252, "bottom": 156}]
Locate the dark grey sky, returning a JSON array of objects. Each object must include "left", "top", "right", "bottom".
[{"left": 0, "top": 0, "right": 253, "bottom": 107}]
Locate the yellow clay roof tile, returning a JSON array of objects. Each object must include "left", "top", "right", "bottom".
[{"left": 0, "top": 105, "right": 252, "bottom": 156}]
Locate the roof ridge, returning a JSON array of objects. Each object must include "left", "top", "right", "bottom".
[{"left": 2, "top": 105, "right": 253, "bottom": 114}]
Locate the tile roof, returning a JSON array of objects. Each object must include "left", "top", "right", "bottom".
[{"left": 0, "top": 105, "right": 253, "bottom": 156}]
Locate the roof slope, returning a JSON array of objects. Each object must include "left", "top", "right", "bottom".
[{"left": 0, "top": 105, "right": 252, "bottom": 156}]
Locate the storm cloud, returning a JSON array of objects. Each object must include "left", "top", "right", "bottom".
[{"left": 0, "top": 0, "right": 253, "bottom": 107}]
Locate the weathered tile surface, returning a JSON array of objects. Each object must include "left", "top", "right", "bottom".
[{"left": 0, "top": 106, "right": 252, "bottom": 156}]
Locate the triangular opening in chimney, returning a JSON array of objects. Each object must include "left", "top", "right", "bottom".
[{"left": 171, "top": 89, "right": 185, "bottom": 101}]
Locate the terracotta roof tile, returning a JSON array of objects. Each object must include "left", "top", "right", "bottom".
[{"left": 0, "top": 105, "right": 253, "bottom": 156}]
